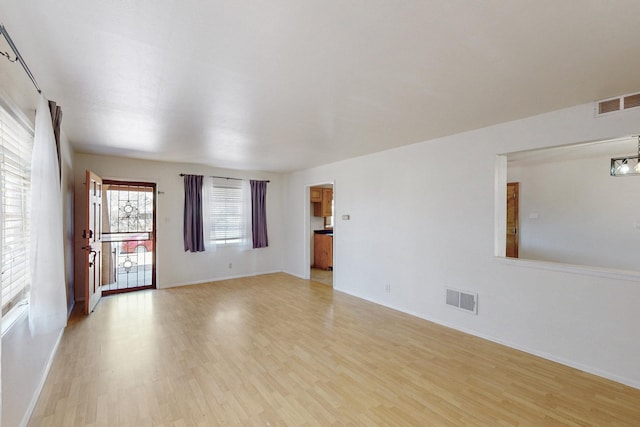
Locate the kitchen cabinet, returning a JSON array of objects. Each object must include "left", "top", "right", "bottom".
[
  {"left": 312, "top": 187, "right": 333, "bottom": 217},
  {"left": 310, "top": 187, "right": 322, "bottom": 203},
  {"left": 314, "top": 233, "right": 333, "bottom": 270},
  {"left": 321, "top": 188, "right": 332, "bottom": 217}
]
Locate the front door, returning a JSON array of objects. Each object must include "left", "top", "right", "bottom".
[
  {"left": 506, "top": 182, "right": 519, "bottom": 258},
  {"left": 101, "top": 180, "right": 156, "bottom": 294},
  {"left": 84, "top": 170, "right": 103, "bottom": 314}
]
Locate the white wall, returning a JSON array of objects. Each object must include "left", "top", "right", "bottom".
[
  {"left": 283, "top": 102, "right": 640, "bottom": 389},
  {"left": 509, "top": 153, "right": 640, "bottom": 271},
  {"left": 74, "top": 154, "right": 284, "bottom": 296}
]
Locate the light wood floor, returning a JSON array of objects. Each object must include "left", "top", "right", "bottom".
[{"left": 29, "top": 273, "right": 640, "bottom": 426}]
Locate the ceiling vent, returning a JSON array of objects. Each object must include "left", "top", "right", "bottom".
[
  {"left": 445, "top": 288, "right": 478, "bottom": 315},
  {"left": 596, "top": 92, "right": 640, "bottom": 116}
]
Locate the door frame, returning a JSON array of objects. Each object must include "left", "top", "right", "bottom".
[{"left": 304, "top": 180, "right": 335, "bottom": 280}]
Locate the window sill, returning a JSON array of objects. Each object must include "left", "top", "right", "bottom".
[
  {"left": 496, "top": 256, "right": 640, "bottom": 282},
  {"left": 2, "top": 300, "right": 28, "bottom": 337}
]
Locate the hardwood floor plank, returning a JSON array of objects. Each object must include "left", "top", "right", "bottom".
[{"left": 27, "top": 273, "right": 640, "bottom": 426}]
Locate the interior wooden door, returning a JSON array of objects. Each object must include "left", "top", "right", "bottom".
[
  {"left": 506, "top": 182, "right": 519, "bottom": 258},
  {"left": 84, "top": 170, "right": 103, "bottom": 314}
]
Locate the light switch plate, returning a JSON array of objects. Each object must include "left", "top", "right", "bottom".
[{"left": 342, "top": 214, "right": 350, "bottom": 220}]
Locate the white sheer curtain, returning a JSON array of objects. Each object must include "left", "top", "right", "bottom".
[
  {"left": 29, "top": 95, "right": 67, "bottom": 335},
  {"left": 202, "top": 176, "right": 216, "bottom": 251},
  {"left": 240, "top": 179, "right": 252, "bottom": 250}
]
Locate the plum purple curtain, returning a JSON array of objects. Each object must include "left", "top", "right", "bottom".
[
  {"left": 183, "top": 175, "right": 205, "bottom": 252},
  {"left": 250, "top": 180, "right": 268, "bottom": 249}
]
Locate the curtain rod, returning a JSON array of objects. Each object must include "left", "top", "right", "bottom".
[
  {"left": 179, "top": 173, "right": 269, "bottom": 183},
  {"left": 0, "top": 24, "right": 41, "bottom": 94}
]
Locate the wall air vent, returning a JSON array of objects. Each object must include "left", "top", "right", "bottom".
[
  {"left": 596, "top": 91, "right": 640, "bottom": 116},
  {"left": 445, "top": 287, "right": 478, "bottom": 314}
]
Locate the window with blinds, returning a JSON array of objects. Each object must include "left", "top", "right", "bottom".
[
  {"left": 209, "top": 178, "right": 245, "bottom": 245},
  {"left": 1, "top": 105, "right": 33, "bottom": 316}
]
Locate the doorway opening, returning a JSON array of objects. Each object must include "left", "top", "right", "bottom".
[
  {"left": 101, "top": 180, "right": 156, "bottom": 295},
  {"left": 309, "top": 183, "right": 333, "bottom": 287}
]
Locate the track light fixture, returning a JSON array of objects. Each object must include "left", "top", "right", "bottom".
[{"left": 610, "top": 136, "right": 640, "bottom": 176}]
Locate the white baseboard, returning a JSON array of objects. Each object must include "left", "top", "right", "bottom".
[
  {"left": 162, "top": 270, "right": 284, "bottom": 289},
  {"left": 283, "top": 270, "right": 307, "bottom": 280}
]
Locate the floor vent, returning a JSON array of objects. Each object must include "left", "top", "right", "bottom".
[
  {"left": 596, "top": 91, "right": 640, "bottom": 116},
  {"left": 445, "top": 288, "right": 478, "bottom": 314}
]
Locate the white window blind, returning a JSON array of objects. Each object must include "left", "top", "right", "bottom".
[
  {"left": 1, "top": 105, "right": 33, "bottom": 315},
  {"left": 209, "top": 178, "right": 246, "bottom": 245}
]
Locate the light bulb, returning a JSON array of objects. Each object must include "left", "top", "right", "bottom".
[{"left": 618, "top": 161, "right": 630, "bottom": 174}]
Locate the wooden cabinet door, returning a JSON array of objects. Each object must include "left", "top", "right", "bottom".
[
  {"left": 313, "top": 234, "right": 333, "bottom": 270},
  {"left": 313, "top": 234, "right": 324, "bottom": 268},
  {"left": 310, "top": 187, "right": 322, "bottom": 202},
  {"left": 321, "top": 188, "right": 333, "bottom": 217}
]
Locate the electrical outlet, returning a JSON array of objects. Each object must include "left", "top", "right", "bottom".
[
  {"left": 385, "top": 283, "right": 391, "bottom": 293},
  {"left": 228, "top": 262, "right": 232, "bottom": 269}
]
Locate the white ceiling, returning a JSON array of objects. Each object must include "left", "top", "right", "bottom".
[{"left": 2, "top": 1, "right": 640, "bottom": 172}]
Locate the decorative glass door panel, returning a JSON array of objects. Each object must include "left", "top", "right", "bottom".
[{"left": 101, "top": 181, "right": 156, "bottom": 293}]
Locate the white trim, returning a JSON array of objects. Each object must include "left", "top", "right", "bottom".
[
  {"left": 496, "top": 256, "right": 640, "bottom": 282},
  {"left": 20, "top": 328, "right": 65, "bottom": 427},
  {"left": 494, "top": 155, "right": 507, "bottom": 256},
  {"left": 284, "top": 270, "right": 306, "bottom": 280}
]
